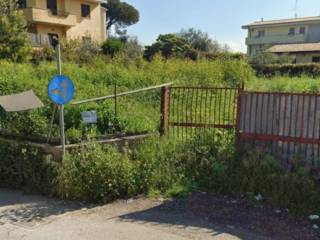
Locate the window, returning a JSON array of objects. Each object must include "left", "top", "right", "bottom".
[
  {"left": 288, "top": 27, "right": 295, "bottom": 35},
  {"left": 312, "top": 56, "right": 320, "bottom": 63},
  {"left": 299, "top": 27, "right": 306, "bottom": 35},
  {"left": 17, "top": 0, "right": 27, "bottom": 8},
  {"left": 257, "top": 30, "right": 265, "bottom": 38},
  {"left": 81, "top": 4, "right": 91, "bottom": 18},
  {"left": 47, "top": 0, "right": 57, "bottom": 15}
]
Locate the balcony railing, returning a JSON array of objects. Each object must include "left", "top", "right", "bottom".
[
  {"left": 28, "top": 33, "right": 52, "bottom": 47},
  {"left": 22, "top": 7, "right": 77, "bottom": 26},
  {"left": 47, "top": 8, "right": 70, "bottom": 17},
  {"left": 246, "top": 34, "right": 306, "bottom": 45}
]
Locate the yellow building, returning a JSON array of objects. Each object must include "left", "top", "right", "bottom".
[
  {"left": 18, "top": 0, "right": 107, "bottom": 46},
  {"left": 242, "top": 16, "right": 320, "bottom": 63}
]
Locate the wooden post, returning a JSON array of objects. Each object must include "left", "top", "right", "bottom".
[{"left": 160, "top": 86, "right": 170, "bottom": 136}]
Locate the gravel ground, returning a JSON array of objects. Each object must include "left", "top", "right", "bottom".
[{"left": 0, "top": 189, "right": 318, "bottom": 240}]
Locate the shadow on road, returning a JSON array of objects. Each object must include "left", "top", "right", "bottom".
[
  {"left": 116, "top": 198, "right": 265, "bottom": 240},
  {"left": 117, "top": 193, "right": 317, "bottom": 240},
  {"left": 0, "top": 189, "right": 85, "bottom": 224}
]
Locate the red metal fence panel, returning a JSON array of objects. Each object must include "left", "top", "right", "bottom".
[
  {"left": 238, "top": 91, "right": 320, "bottom": 168},
  {"left": 162, "top": 85, "right": 320, "bottom": 168}
]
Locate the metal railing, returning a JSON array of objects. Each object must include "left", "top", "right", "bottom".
[
  {"left": 28, "top": 33, "right": 51, "bottom": 47},
  {"left": 47, "top": 8, "right": 70, "bottom": 17},
  {"left": 246, "top": 33, "right": 306, "bottom": 45},
  {"left": 22, "top": 7, "right": 71, "bottom": 17}
]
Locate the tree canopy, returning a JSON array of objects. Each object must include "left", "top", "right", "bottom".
[
  {"left": 103, "top": 0, "right": 139, "bottom": 33},
  {"left": 0, "top": 0, "right": 31, "bottom": 61},
  {"left": 178, "top": 28, "right": 221, "bottom": 53},
  {"left": 177, "top": 28, "right": 233, "bottom": 55},
  {"left": 143, "top": 34, "right": 197, "bottom": 61}
]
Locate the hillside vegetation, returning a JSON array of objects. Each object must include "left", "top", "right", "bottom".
[
  {"left": 0, "top": 57, "right": 254, "bottom": 139},
  {"left": 1, "top": 57, "right": 320, "bottom": 215}
]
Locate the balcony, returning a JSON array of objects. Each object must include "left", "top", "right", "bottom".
[
  {"left": 28, "top": 33, "right": 51, "bottom": 47},
  {"left": 23, "top": 7, "right": 77, "bottom": 27},
  {"left": 246, "top": 34, "right": 306, "bottom": 45}
]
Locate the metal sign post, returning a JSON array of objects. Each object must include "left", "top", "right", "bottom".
[
  {"left": 48, "top": 74, "right": 74, "bottom": 156},
  {"left": 48, "top": 38, "right": 74, "bottom": 159},
  {"left": 56, "top": 43, "right": 66, "bottom": 157}
]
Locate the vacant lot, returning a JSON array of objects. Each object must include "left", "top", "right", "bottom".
[{"left": 0, "top": 189, "right": 317, "bottom": 240}]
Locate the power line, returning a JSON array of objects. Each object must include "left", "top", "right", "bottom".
[{"left": 294, "top": 0, "right": 299, "bottom": 18}]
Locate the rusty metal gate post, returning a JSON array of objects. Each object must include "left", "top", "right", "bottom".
[
  {"left": 160, "top": 86, "right": 170, "bottom": 136},
  {"left": 235, "top": 83, "right": 244, "bottom": 151}
]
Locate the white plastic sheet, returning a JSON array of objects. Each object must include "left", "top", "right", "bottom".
[{"left": 0, "top": 90, "right": 44, "bottom": 112}]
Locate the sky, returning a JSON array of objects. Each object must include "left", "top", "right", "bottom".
[{"left": 123, "top": 0, "right": 320, "bottom": 52}]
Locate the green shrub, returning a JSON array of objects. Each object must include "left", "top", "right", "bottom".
[
  {"left": 143, "top": 34, "right": 197, "bottom": 61},
  {"left": 0, "top": 109, "right": 49, "bottom": 136},
  {"left": 61, "top": 38, "right": 101, "bottom": 64},
  {"left": 122, "top": 37, "right": 143, "bottom": 60},
  {"left": 0, "top": 57, "right": 253, "bottom": 139},
  {"left": 31, "top": 46, "right": 56, "bottom": 65},
  {"left": 57, "top": 144, "right": 137, "bottom": 202},
  {"left": 0, "top": 1, "right": 31, "bottom": 62},
  {"left": 0, "top": 140, "right": 57, "bottom": 195},
  {"left": 253, "top": 63, "right": 320, "bottom": 77},
  {"left": 203, "top": 52, "right": 246, "bottom": 61},
  {"left": 234, "top": 149, "right": 320, "bottom": 213},
  {"left": 57, "top": 136, "right": 185, "bottom": 201},
  {"left": 131, "top": 136, "right": 183, "bottom": 194},
  {"left": 179, "top": 130, "right": 235, "bottom": 192},
  {"left": 248, "top": 75, "right": 320, "bottom": 93},
  {"left": 101, "top": 37, "right": 125, "bottom": 57}
]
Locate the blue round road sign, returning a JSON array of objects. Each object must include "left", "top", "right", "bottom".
[{"left": 48, "top": 75, "right": 74, "bottom": 105}]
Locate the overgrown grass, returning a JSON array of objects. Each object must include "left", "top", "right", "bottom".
[
  {"left": 54, "top": 131, "right": 320, "bottom": 214},
  {"left": 248, "top": 75, "right": 320, "bottom": 93},
  {"left": 0, "top": 56, "right": 254, "bottom": 140},
  {"left": 1, "top": 57, "right": 320, "bottom": 140},
  {"left": 1, "top": 57, "right": 320, "bottom": 215}
]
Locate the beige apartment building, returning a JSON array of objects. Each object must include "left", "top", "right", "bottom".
[
  {"left": 242, "top": 16, "right": 320, "bottom": 63},
  {"left": 18, "top": 0, "right": 107, "bottom": 46}
]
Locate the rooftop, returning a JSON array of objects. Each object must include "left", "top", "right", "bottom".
[
  {"left": 267, "top": 43, "right": 320, "bottom": 53},
  {"left": 242, "top": 16, "right": 320, "bottom": 29}
]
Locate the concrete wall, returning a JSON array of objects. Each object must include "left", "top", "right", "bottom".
[{"left": 65, "top": 1, "right": 106, "bottom": 42}]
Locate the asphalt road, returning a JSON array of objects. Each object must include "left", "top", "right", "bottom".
[{"left": 0, "top": 189, "right": 265, "bottom": 240}]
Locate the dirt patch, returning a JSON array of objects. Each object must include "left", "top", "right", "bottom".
[{"left": 159, "top": 192, "right": 319, "bottom": 240}]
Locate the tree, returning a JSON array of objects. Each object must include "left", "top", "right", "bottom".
[
  {"left": 251, "top": 51, "right": 296, "bottom": 65},
  {"left": 178, "top": 28, "right": 221, "bottom": 53},
  {"left": 123, "top": 37, "right": 143, "bottom": 59},
  {"left": 101, "top": 37, "right": 125, "bottom": 57},
  {"left": 143, "top": 34, "right": 197, "bottom": 61},
  {"left": 250, "top": 45, "right": 296, "bottom": 65},
  {"left": 0, "top": 0, "right": 31, "bottom": 61},
  {"left": 103, "top": 0, "right": 139, "bottom": 33}
]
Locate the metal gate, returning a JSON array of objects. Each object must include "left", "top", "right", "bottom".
[
  {"left": 160, "top": 85, "right": 242, "bottom": 139},
  {"left": 159, "top": 84, "right": 320, "bottom": 168}
]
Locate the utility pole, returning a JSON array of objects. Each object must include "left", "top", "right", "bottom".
[{"left": 294, "top": 0, "right": 299, "bottom": 18}]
